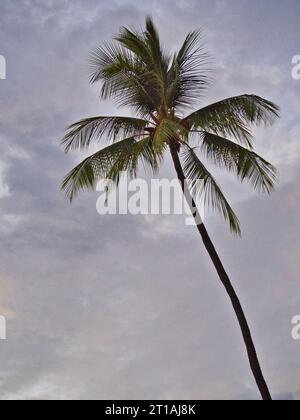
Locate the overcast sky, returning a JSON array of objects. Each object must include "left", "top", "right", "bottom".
[{"left": 0, "top": 0, "right": 300, "bottom": 400}]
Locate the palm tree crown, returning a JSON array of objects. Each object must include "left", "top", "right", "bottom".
[{"left": 62, "top": 17, "right": 279, "bottom": 235}]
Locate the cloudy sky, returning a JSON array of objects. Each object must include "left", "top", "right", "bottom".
[{"left": 0, "top": 0, "right": 300, "bottom": 400}]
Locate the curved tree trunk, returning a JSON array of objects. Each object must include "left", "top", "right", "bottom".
[{"left": 169, "top": 142, "right": 272, "bottom": 401}]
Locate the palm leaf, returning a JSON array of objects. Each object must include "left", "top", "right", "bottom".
[
  {"left": 62, "top": 137, "right": 136, "bottom": 201},
  {"left": 184, "top": 95, "right": 280, "bottom": 147},
  {"left": 200, "top": 132, "right": 278, "bottom": 193},
  {"left": 106, "top": 136, "right": 161, "bottom": 185},
  {"left": 167, "top": 30, "right": 210, "bottom": 109},
  {"left": 62, "top": 116, "right": 150, "bottom": 152},
  {"left": 153, "top": 118, "right": 188, "bottom": 151},
  {"left": 182, "top": 145, "right": 241, "bottom": 235},
  {"left": 89, "top": 41, "right": 162, "bottom": 115},
  {"left": 89, "top": 42, "right": 136, "bottom": 84},
  {"left": 144, "top": 17, "right": 169, "bottom": 77},
  {"left": 62, "top": 136, "right": 159, "bottom": 201}
]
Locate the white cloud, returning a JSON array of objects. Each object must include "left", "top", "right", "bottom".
[{"left": 0, "top": 214, "right": 23, "bottom": 232}]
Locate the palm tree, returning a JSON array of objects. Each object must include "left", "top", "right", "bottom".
[{"left": 61, "top": 17, "right": 279, "bottom": 400}]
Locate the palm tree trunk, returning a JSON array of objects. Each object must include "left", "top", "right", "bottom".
[{"left": 169, "top": 142, "right": 272, "bottom": 401}]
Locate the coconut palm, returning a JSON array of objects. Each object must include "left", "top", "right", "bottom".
[{"left": 61, "top": 17, "right": 279, "bottom": 400}]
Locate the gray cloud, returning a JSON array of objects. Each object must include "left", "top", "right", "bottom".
[{"left": 0, "top": 0, "right": 299, "bottom": 400}]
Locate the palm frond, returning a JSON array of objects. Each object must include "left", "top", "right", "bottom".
[
  {"left": 89, "top": 41, "right": 162, "bottom": 115},
  {"left": 62, "top": 137, "right": 136, "bottom": 201},
  {"left": 167, "top": 30, "right": 210, "bottom": 109},
  {"left": 144, "top": 17, "right": 169, "bottom": 75},
  {"left": 200, "top": 132, "right": 278, "bottom": 193},
  {"left": 106, "top": 136, "right": 161, "bottom": 184},
  {"left": 184, "top": 95, "right": 280, "bottom": 147},
  {"left": 115, "top": 26, "right": 152, "bottom": 64},
  {"left": 153, "top": 118, "right": 188, "bottom": 151},
  {"left": 115, "top": 19, "right": 168, "bottom": 100},
  {"left": 62, "top": 136, "right": 159, "bottom": 201},
  {"left": 89, "top": 42, "right": 136, "bottom": 84},
  {"left": 62, "top": 116, "right": 150, "bottom": 152},
  {"left": 182, "top": 145, "right": 241, "bottom": 235}
]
